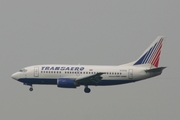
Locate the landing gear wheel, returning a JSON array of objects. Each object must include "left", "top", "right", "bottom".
[
  {"left": 84, "top": 87, "right": 91, "bottom": 93},
  {"left": 29, "top": 87, "right": 33, "bottom": 91}
]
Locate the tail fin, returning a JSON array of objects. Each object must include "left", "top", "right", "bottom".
[{"left": 134, "top": 36, "right": 165, "bottom": 67}]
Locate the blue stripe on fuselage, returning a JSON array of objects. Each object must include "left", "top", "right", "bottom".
[{"left": 18, "top": 78, "right": 136, "bottom": 86}]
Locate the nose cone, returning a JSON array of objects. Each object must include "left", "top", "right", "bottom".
[{"left": 11, "top": 72, "right": 19, "bottom": 80}]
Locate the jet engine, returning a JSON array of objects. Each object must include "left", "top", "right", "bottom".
[{"left": 57, "top": 78, "right": 78, "bottom": 88}]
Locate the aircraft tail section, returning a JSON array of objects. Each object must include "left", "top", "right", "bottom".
[{"left": 133, "top": 36, "right": 165, "bottom": 67}]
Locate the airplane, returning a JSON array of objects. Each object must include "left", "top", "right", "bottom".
[{"left": 11, "top": 36, "right": 166, "bottom": 93}]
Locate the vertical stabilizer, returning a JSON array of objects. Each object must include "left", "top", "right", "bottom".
[{"left": 134, "top": 36, "right": 165, "bottom": 67}]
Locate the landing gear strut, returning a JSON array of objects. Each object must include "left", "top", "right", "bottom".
[
  {"left": 84, "top": 86, "right": 91, "bottom": 93},
  {"left": 24, "top": 83, "right": 33, "bottom": 92}
]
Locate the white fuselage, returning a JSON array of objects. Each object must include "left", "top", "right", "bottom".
[{"left": 12, "top": 64, "right": 158, "bottom": 86}]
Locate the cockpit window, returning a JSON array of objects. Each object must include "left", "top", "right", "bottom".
[{"left": 19, "top": 69, "right": 27, "bottom": 72}]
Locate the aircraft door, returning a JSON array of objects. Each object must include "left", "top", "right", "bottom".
[
  {"left": 34, "top": 67, "right": 39, "bottom": 77},
  {"left": 128, "top": 69, "right": 133, "bottom": 79}
]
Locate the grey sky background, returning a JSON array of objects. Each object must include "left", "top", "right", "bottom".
[{"left": 0, "top": 0, "right": 179, "bottom": 120}]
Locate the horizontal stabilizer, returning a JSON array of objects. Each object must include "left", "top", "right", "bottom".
[{"left": 145, "top": 67, "right": 166, "bottom": 72}]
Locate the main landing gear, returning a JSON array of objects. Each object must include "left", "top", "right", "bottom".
[
  {"left": 29, "top": 86, "right": 33, "bottom": 91},
  {"left": 84, "top": 86, "right": 91, "bottom": 93}
]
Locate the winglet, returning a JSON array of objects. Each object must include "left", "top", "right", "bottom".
[{"left": 134, "top": 36, "right": 165, "bottom": 67}]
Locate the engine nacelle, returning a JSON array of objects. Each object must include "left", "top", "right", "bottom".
[{"left": 57, "top": 78, "right": 77, "bottom": 88}]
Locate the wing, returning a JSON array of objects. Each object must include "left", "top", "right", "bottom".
[{"left": 75, "top": 72, "right": 105, "bottom": 85}]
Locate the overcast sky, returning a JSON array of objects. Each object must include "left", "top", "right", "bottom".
[{"left": 0, "top": 0, "right": 179, "bottom": 120}]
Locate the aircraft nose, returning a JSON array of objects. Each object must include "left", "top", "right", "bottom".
[{"left": 11, "top": 72, "right": 19, "bottom": 80}]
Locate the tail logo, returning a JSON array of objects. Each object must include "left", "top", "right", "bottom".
[{"left": 134, "top": 38, "right": 164, "bottom": 67}]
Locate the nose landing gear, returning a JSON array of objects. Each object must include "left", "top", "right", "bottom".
[{"left": 24, "top": 83, "right": 33, "bottom": 92}]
